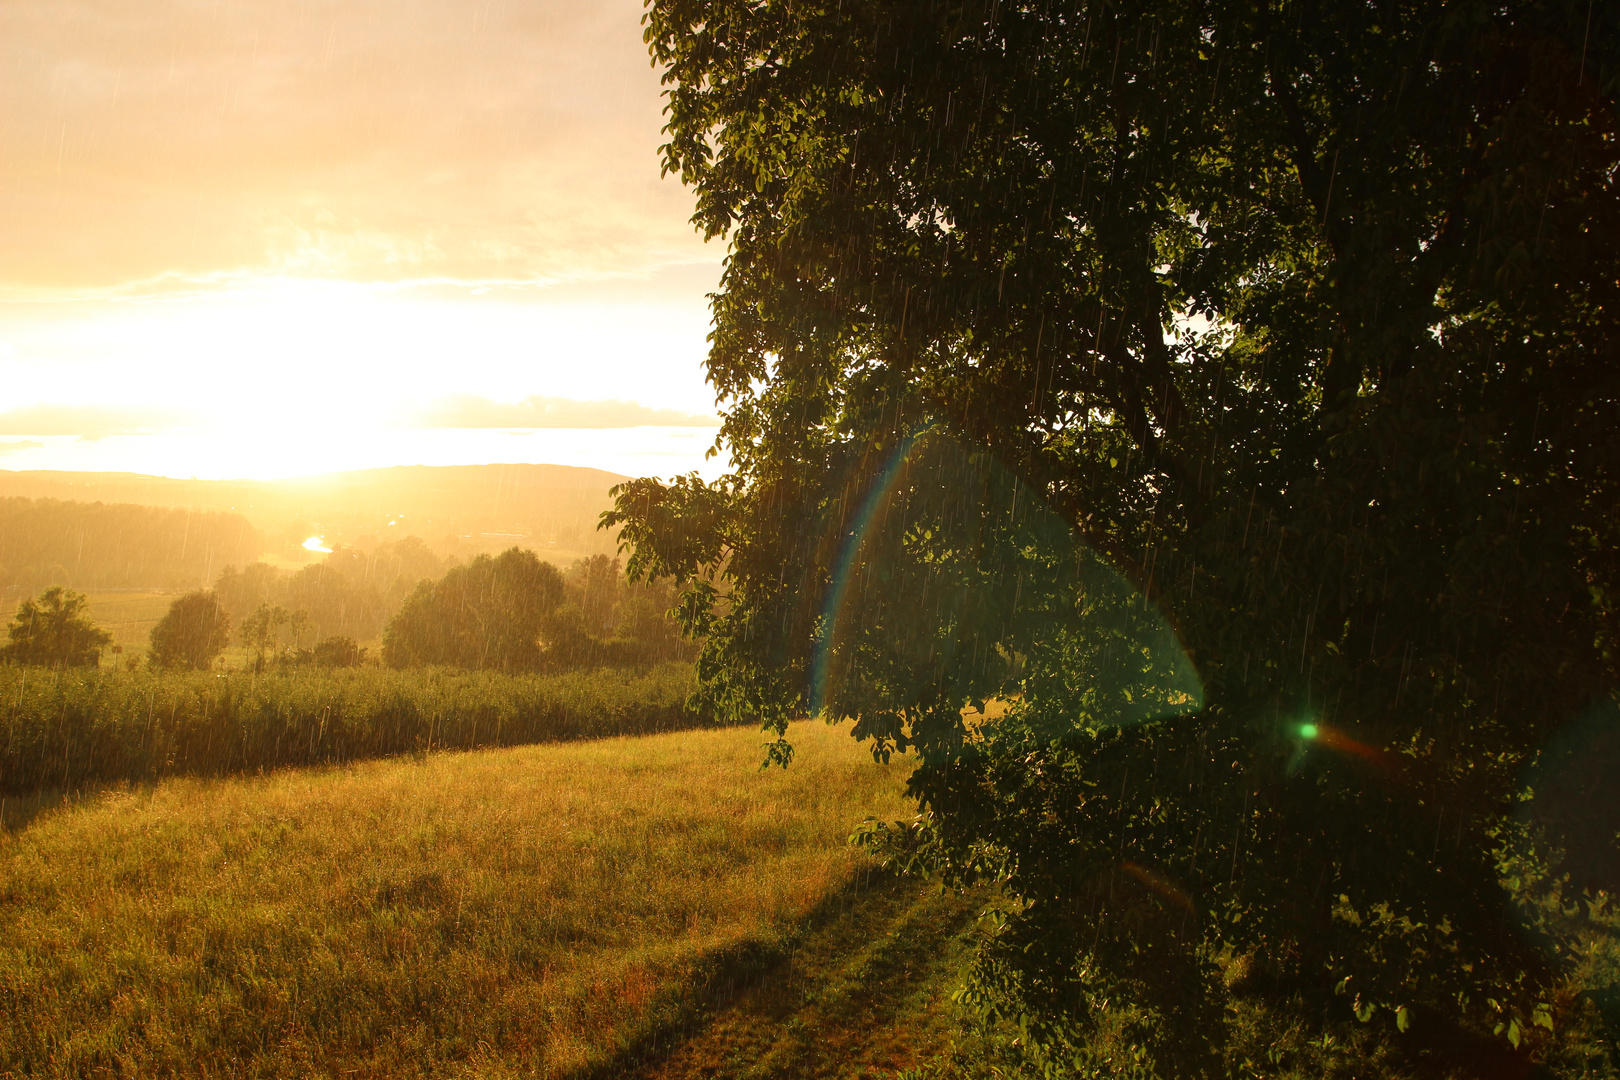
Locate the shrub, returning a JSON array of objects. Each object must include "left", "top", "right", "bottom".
[{"left": 311, "top": 635, "right": 366, "bottom": 668}]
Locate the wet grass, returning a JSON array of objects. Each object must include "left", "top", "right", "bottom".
[
  {"left": 0, "top": 720, "right": 915, "bottom": 1078},
  {"left": 0, "top": 662, "right": 707, "bottom": 796}
]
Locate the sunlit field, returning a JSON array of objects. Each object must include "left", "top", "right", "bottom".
[
  {"left": 78, "top": 591, "right": 175, "bottom": 655},
  {"left": 0, "top": 721, "right": 914, "bottom": 1078}
]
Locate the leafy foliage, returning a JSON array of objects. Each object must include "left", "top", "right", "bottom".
[
  {"left": 616, "top": 0, "right": 1620, "bottom": 1071},
  {"left": 311, "top": 634, "right": 367, "bottom": 668},
  {"left": 378, "top": 547, "right": 697, "bottom": 673},
  {"left": 381, "top": 547, "right": 566, "bottom": 671},
  {"left": 0, "top": 586, "right": 112, "bottom": 669},
  {"left": 147, "top": 590, "right": 231, "bottom": 671},
  {"left": 214, "top": 536, "right": 450, "bottom": 645},
  {"left": 546, "top": 554, "right": 700, "bottom": 668}
]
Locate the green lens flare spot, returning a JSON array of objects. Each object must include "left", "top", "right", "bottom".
[{"left": 1299, "top": 723, "right": 1319, "bottom": 740}]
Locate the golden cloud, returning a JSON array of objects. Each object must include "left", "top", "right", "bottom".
[
  {"left": 0, "top": 0, "right": 707, "bottom": 292},
  {"left": 417, "top": 396, "right": 718, "bottom": 430}
]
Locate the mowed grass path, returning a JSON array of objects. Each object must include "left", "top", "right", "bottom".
[{"left": 0, "top": 722, "right": 913, "bottom": 1078}]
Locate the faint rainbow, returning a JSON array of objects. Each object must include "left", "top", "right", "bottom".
[{"left": 808, "top": 428, "right": 929, "bottom": 714}]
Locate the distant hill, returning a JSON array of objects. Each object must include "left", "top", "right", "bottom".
[{"left": 0, "top": 463, "right": 632, "bottom": 570}]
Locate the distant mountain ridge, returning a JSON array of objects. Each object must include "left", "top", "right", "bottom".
[
  {"left": 0, "top": 463, "right": 633, "bottom": 569},
  {"left": 0, "top": 463, "right": 629, "bottom": 506}
]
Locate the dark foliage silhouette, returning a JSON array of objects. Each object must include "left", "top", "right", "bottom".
[{"left": 614, "top": 0, "right": 1620, "bottom": 1071}]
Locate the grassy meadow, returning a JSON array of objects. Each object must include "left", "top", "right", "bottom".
[
  {"left": 0, "top": 721, "right": 921, "bottom": 1078},
  {"left": 76, "top": 591, "right": 177, "bottom": 657},
  {"left": 0, "top": 662, "right": 705, "bottom": 796}
]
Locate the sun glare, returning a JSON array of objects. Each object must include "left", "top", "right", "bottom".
[
  {"left": 0, "top": 275, "right": 724, "bottom": 481},
  {"left": 303, "top": 537, "right": 333, "bottom": 554}
]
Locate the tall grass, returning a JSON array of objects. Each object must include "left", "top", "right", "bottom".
[
  {"left": 0, "top": 721, "right": 913, "bottom": 1078},
  {"left": 0, "top": 662, "right": 707, "bottom": 795}
]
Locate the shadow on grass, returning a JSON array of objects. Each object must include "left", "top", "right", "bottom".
[
  {"left": 0, "top": 780, "right": 156, "bottom": 835},
  {"left": 580, "top": 868, "right": 987, "bottom": 1080}
]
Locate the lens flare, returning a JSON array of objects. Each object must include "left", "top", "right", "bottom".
[
  {"left": 1120, "top": 860, "right": 1196, "bottom": 914},
  {"left": 302, "top": 536, "right": 333, "bottom": 554},
  {"left": 1298, "top": 721, "right": 1397, "bottom": 777},
  {"left": 808, "top": 431, "right": 923, "bottom": 714},
  {"left": 807, "top": 430, "right": 1203, "bottom": 731}
]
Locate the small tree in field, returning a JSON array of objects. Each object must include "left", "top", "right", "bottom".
[
  {"left": 1, "top": 586, "right": 112, "bottom": 668},
  {"left": 148, "top": 590, "right": 231, "bottom": 671}
]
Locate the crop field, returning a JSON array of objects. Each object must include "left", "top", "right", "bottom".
[
  {"left": 0, "top": 662, "right": 705, "bottom": 795},
  {"left": 0, "top": 720, "right": 935, "bottom": 1078},
  {"left": 74, "top": 591, "right": 176, "bottom": 655}
]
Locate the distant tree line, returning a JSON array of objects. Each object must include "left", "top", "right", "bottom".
[
  {"left": 1, "top": 539, "right": 693, "bottom": 675},
  {"left": 381, "top": 549, "right": 695, "bottom": 672},
  {"left": 213, "top": 535, "right": 451, "bottom": 645},
  {"left": 0, "top": 497, "right": 261, "bottom": 596}
]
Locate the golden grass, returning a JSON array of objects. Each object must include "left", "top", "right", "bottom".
[
  {"left": 79, "top": 591, "right": 176, "bottom": 655},
  {"left": 0, "top": 721, "right": 913, "bottom": 1079},
  {"left": 637, "top": 875, "right": 987, "bottom": 1080}
]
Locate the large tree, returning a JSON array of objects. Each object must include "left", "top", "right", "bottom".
[
  {"left": 611, "top": 0, "right": 1619, "bottom": 1072},
  {"left": 1, "top": 586, "right": 113, "bottom": 668},
  {"left": 381, "top": 548, "right": 566, "bottom": 672},
  {"left": 148, "top": 590, "right": 232, "bottom": 671}
]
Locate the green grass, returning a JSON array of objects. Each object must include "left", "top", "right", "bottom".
[
  {"left": 0, "top": 662, "right": 709, "bottom": 796},
  {"left": 0, "top": 721, "right": 918, "bottom": 1079}
]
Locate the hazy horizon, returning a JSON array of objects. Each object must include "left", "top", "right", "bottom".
[{"left": 0, "top": 0, "right": 724, "bottom": 483}]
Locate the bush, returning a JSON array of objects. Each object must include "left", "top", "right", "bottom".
[
  {"left": 0, "top": 662, "right": 713, "bottom": 796},
  {"left": 311, "top": 635, "right": 366, "bottom": 668}
]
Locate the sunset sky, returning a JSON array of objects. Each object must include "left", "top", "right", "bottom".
[{"left": 0, "top": 0, "right": 722, "bottom": 480}]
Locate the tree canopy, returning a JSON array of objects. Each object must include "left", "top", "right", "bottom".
[
  {"left": 1, "top": 586, "right": 113, "bottom": 669},
  {"left": 148, "top": 590, "right": 231, "bottom": 671},
  {"left": 611, "top": 0, "right": 1619, "bottom": 1071},
  {"left": 381, "top": 548, "right": 567, "bottom": 672}
]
